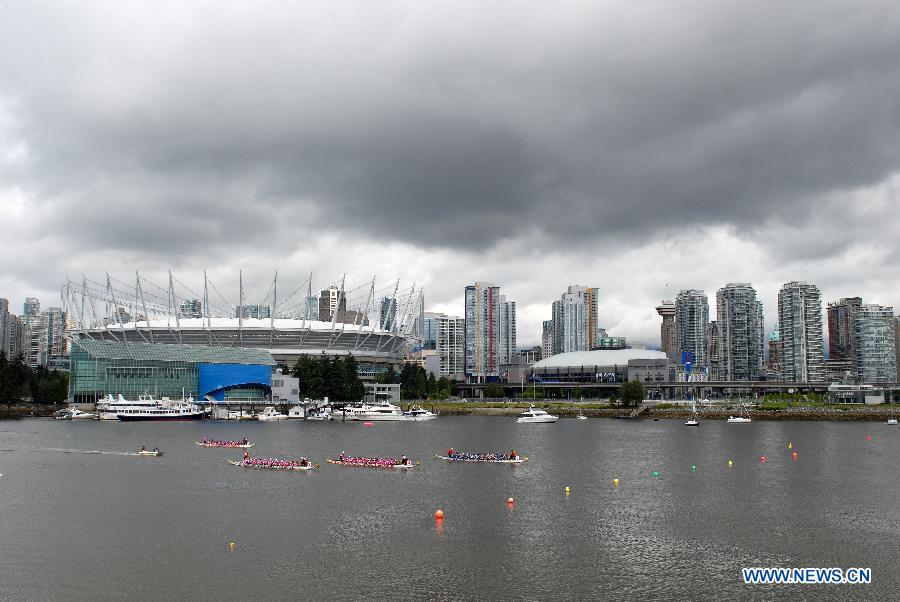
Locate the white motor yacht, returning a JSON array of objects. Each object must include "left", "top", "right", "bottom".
[
  {"left": 516, "top": 406, "right": 558, "bottom": 423},
  {"left": 331, "top": 404, "right": 374, "bottom": 420},
  {"left": 726, "top": 416, "right": 752, "bottom": 423},
  {"left": 402, "top": 406, "right": 437, "bottom": 421},
  {"left": 257, "top": 406, "right": 289, "bottom": 421},
  {"left": 355, "top": 401, "right": 406, "bottom": 421}
]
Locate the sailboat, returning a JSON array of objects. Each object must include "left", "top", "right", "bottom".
[
  {"left": 727, "top": 400, "right": 752, "bottom": 423},
  {"left": 684, "top": 397, "right": 699, "bottom": 427}
]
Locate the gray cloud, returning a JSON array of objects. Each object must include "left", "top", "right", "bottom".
[{"left": 2, "top": 1, "right": 900, "bottom": 345}]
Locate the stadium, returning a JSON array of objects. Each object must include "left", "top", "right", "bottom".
[{"left": 62, "top": 272, "right": 423, "bottom": 380}]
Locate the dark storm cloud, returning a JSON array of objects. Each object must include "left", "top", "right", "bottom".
[{"left": 2, "top": 0, "right": 899, "bottom": 260}]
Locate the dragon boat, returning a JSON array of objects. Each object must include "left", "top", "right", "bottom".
[
  {"left": 227, "top": 459, "right": 318, "bottom": 470},
  {"left": 434, "top": 454, "right": 527, "bottom": 463},
  {"left": 325, "top": 455, "right": 418, "bottom": 469}
]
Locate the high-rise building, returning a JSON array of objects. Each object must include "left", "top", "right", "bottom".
[
  {"left": 179, "top": 298, "right": 203, "bottom": 318},
  {"left": 0, "top": 298, "right": 8, "bottom": 357},
  {"left": 896, "top": 316, "right": 900, "bottom": 382},
  {"left": 551, "top": 285, "right": 598, "bottom": 354},
  {"left": 23, "top": 297, "right": 40, "bottom": 317},
  {"left": 655, "top": 300, "right": 677, "bottom": 360},
  {"left": 675, "top": 289, "right": 709, "bottom": 371},
  {"left": 715, "top": 283, "right": 763, "bottom": 381},
  {"left": 304, "top": 295, "right": 319, "bottom": 321},
  {"left": 707, "top": 321, "right": 719, "bottom": 379},
  {"left": 234, "top": 304, "right": 271, "bottom": 319},
  {"left": 777, "top": 281, "right": 824, "bottom": 382},
  {"left": 318, "top": 287, "right": 346, "bottom": 322},
  {"left": 44, "top": 306, "right": 68, "bottom": 358},
  {"left": 464, "top": 282, "right": 503, "bottom": 381},
  {"left": 541, "top": 320, "right": 554, "bottom": 360},
  {"left": 422, "top": 312, "right": 438, "bottom": 350},
  {"left": 4, "top": 312, "right": 24, "bottom": 359},
  {"left": 767, "top": 323, "right": 781, "bottom": 375},
  {"left": 23, "top": 312, "right": 48, "bottom": 368},
  {"left": 380, "top": 297, "right": 398, "bottom": 332},
  {"left": 498, "top": 295, "right": 517, "bottom": 367},
  {"left": 852, "top": 304, "right": 896, "bottom": 384},
  {"left": 432, "top": 313, "right": 465, "bottom": 379},
  {"left": 827, "top": 297, "right": 862, "bottom": 361}
]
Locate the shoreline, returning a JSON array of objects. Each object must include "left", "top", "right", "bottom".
[
  {"left": 5, "top": 402, "right": 899, "bottom": 422},
  {"left": 425, "top": 403, "right": 900, "bottom": 422}
]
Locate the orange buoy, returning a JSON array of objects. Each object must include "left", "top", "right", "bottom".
[
  {"left": 364, "top": 422, "right": 375, "bottom": 426},
  {"left": 865, "top": 435, "right": 872, "bottom": 441},
  {"left": 792, "top": 452, "right": 798, "bottom": 460},
  {"left": 760, "top": 456, "right": 766, "bottom": 463},
  {"left": 434, "top": 509, "right": 444, "bottom": 520}
]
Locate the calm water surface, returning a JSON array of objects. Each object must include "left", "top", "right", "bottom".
[{"left": 0, "top": 416, "right": 898, "bottom": 601}]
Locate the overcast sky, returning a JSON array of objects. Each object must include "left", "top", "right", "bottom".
[{"left": 2, "top": 1, "right": 900, "bottom": 348}]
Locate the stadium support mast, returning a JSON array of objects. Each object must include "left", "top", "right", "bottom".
[
  {"left": 327, "top": 274, "right": 345, "bottom": 350},
  {"left": 238, "top": 270, "right": 243, "bottom": 347},
  {"left": 136, "top": 271, "right": 153, "bottom": 343},
  {"left": 203, "top": 270, "right": 212, "bottom": 344},
  {"left": 106, "top": 272, "right": 127, "bottom": 343},
  {"left": 169, "top": 271, "right": 182, "bottom": 344},
  {"left": 270, "top": 271, "right": 277, "bottom": 348}
]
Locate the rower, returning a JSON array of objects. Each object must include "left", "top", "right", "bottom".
[
  {"left": 401, "top": 455, "right": 409, "bottom": 465},
  {"left": 243, "top": 450, "right": 250, "bottom": 461},
  {"left": 510, "top": 450, "right": 517, "bottom": 460}
]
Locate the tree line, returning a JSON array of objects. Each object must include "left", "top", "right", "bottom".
[
  {"left": 0, "top": 351, "right": 69, "bottom": 406},
  {"left": 290, "top": 354, "right": 366, "bottom": 402},
  {"left": 374, "top": 364, "right": 454, "bottom": 400}
]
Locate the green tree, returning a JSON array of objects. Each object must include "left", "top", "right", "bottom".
[
  {"left": 572, "top": 387, "right": 584, "bottom": 399},
  {"left": 426, "top": 373, "right": 437, "bottom": 398},
  {"left": 620, "top": 380, "right": 645, "bottom": 407},
  {"left": 484, "top": 383, "right": 504, "bottom": 399},
  {"left": 383, "top": 365, "right": 399, "bottom": 384},
  {"left": 342, "top": 355, "right": 366, "bottom": 402}
]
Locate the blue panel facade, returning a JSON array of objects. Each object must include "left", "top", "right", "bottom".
[{"left": 198, "top": 363, "right": 272, "bottom": 401}]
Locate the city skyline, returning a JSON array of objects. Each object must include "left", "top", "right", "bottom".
[{"left": 2, "top": 2, "right": 900, "bottom": 349}]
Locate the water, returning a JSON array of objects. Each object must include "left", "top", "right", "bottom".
[{"left": 1, "top": 417, "right": 898, "bottom": 601}]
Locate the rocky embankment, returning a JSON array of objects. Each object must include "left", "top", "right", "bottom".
[{"left": 428, "top": 403, "right": 900, "bottom": 421}]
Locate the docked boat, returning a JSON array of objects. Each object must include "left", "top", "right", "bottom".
[
  {"left": 516, "top": 406, "right": 558, "bottom": 423},
  {"left": 326, "top": 453, "right": 417, "bottom": 468},
  {"left": 195, "top": 439, "right": 254, "bottom": 448},
  {"left": 257, "top": 406, "right": 289, "bottom": 421},
  {"left": 55, "top": 407, "right": 95, "bottom": 420},
  {"left": 402, "top": 406, "right": 437, "bottom": 421},
  {"left": 727, "top": 402, "right": 752, "bottom": 423},
  {"left": 305, "top": 406, "right": 334, "bottom": 421},
  {"left": 96, "top": 393, "right": 205, "bottom": 421},
  {"left": 330, "top": 403, "right": 374, "bottom": 420},
  {"left": 354, "top": 401, "right": 407, "bottom": 421},
  {"left": 228, "top": 410, "right": 257, "bottom": 420},
  {"left": 685, "top": 398, "right": 700, "bottom": 427},
  {"left": 228, "top": 458, "right": 317, "bottom": 470}
]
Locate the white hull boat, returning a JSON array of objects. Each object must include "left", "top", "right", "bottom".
[
  {"left": 402, "top": 406, "right": 437, "bottom": 421},
  {"left": 516, "top": 406, "right": 558, "bottom": 423},
  {"left": 727, "top": 416, "right": 752, "bottom": 423},
  {"left": 257, "top": 406, "right": 289, "bottom": 421}
]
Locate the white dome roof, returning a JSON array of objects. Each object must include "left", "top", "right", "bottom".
[{"left": 533, "top": 349, "right": 667, "bottom": 368}]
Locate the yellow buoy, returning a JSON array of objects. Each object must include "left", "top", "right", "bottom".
[
  {"left": 229, "top": 542, "right": 235, "bottom": 550},
  {"left": 788, "top": 442, "right": 792, "bottom": 449},
  {"left": 613, "top": 478, "right": 619, "bottom": 486},
  {"left": 564, "top": 486, "right": 570, "bottom": 494},
  {"left": 727, "top": 460, "right": 733, "bottom": 467}
]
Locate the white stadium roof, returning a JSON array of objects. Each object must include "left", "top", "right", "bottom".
[
  {"left": 532, "top": 349, "right": 667, "bottom": 369},
  {"left": 98, "top": 317, "right": 390, "bottom": 334}
]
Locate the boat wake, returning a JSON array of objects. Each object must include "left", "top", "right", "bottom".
[{"left": 9, "top": 447, "right": 148, "bottom": 457}]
